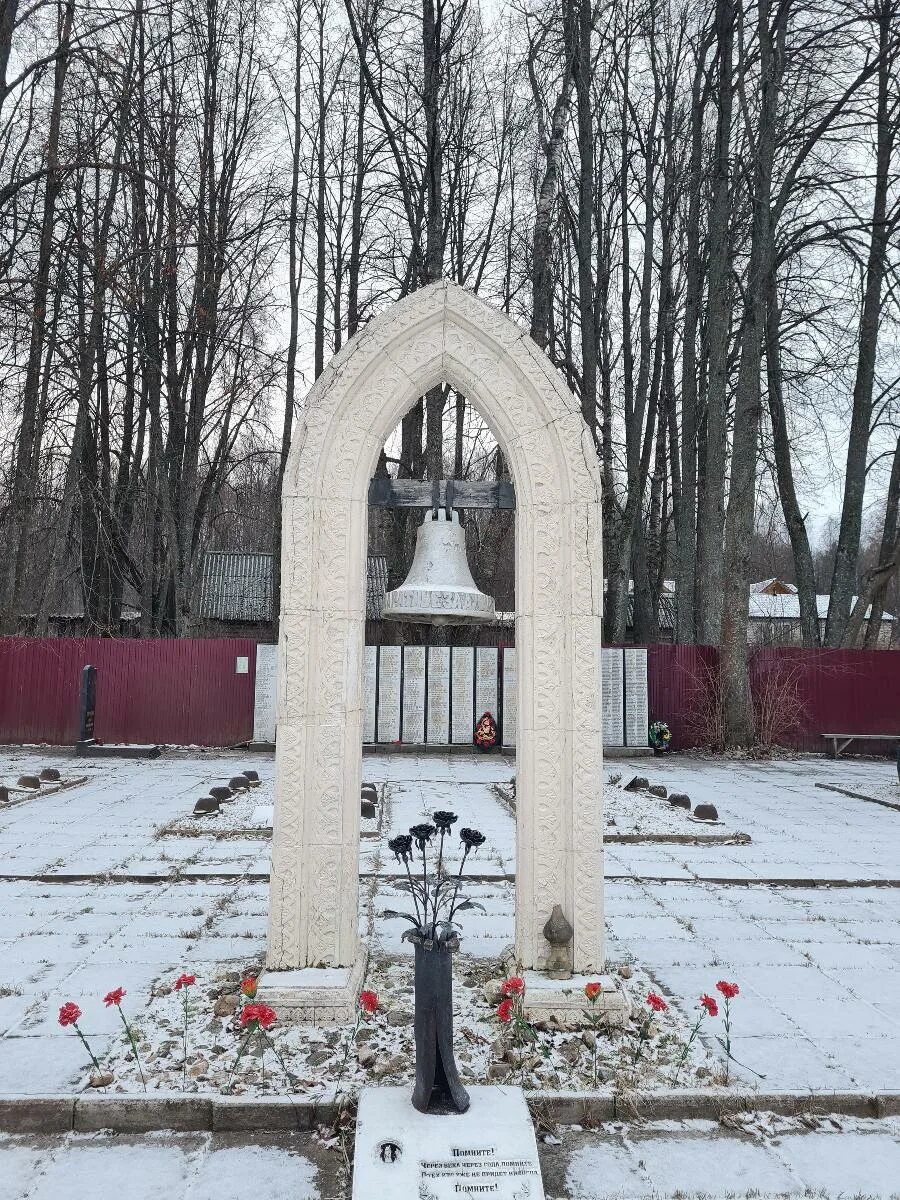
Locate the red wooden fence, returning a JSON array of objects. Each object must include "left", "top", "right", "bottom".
[
  {"left": 0, "top": 638, "right": 256, "bottom": 747},
  {"left": 646, "top": 643, "right": 900, "bottom": 753}
]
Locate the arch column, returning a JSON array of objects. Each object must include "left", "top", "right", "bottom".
[{"left": 261, "top": 281, "right": 613, "bottom": 1024}]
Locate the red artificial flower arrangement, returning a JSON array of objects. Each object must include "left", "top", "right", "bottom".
[
  {"left": 359, "top": 989, "right": 379, "bottom": 1016},
  {"left": 700, "top": 993, "right": 719, "bottom": 1017},
  {"left": 58, "top": 1002, "right": 81, "bottom": 1027},
  {"left": 239, "top": 1002, "right": 276, "bottom": 1031},
  {"left": 474, "top": 711, "right": 498, "bottom": 750}
]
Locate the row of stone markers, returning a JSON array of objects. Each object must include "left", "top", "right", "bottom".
[
  {"left": 192, "top": 770, "right": 261, "bottom": 817},
  {"left": 0, "top": 765, "right": 68, "bottom": 805}
]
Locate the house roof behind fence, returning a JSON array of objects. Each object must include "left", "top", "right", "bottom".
[{"left": 201, "top": 551, "right": 389, "bottom": 621}]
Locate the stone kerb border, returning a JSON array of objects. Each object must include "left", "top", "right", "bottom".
[{"left": 3, "top": 1089, "right": 899, "bottom": 1135}]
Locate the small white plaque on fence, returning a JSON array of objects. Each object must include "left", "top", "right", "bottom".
[
  {"left": 502, "top": 648, "right": 517, "bottom": 746},
  {"left": 401, "top": 646, "right": 425, "bottom": 744},
  {"left": 363, "top": 645, "right": 377, "bottom": 743},
  {"left": 602, "top": 648, "right": 624, "bottom": 746},
  {"left": 253, "top": 644, "right": 277, "bottom": 743},
  {"left": 624, "top": 647, "right": 649, "bottom": 746},
  {"left": 475, "top": 646, "right": 499, "bottom": 721},
  {"left": 451, "top": 647, "right": 475, "bottom": 743},
  {"left": 427, "top": 646, "right": 450, "bottom": 744},
  {"left": 377, "top": 646, "right": 402, "bottom": 743}
]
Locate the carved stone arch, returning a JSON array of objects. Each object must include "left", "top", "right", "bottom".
[{"left": 267, "top": 280, "right": 604, "bottom": 995}]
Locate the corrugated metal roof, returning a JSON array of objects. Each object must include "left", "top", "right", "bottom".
[
  {"left": 201, "top": 552, "right": 274, "bottom": 622},
  {"left": 202, "top": 552, "right": 389, "bottom": 621}
]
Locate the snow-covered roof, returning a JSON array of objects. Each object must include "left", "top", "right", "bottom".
[
  {"left": 749, "top": 593, "right": 893, "bottom": 621},
  {"left": 749, "top": 578, "right": 798, "bottom": 595}
]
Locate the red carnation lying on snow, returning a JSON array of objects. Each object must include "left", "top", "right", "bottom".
[
  {"left": 58, "top": 1002, "right": 81, "bottom": 1027},
  {"left": 716, "top": 980, "right": 740, "bottom": 1000},
  {"left": 239, "top": 1002, "right": 276, "bottom": 1030}
]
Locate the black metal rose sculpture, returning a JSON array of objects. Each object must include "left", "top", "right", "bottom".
[{"left": 384, "top": 814, "right": 486, "bottom": 1114}]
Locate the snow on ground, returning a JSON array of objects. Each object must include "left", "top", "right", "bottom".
[
  {"left": 1, "top": 750, "right": 900, "bottom": 1095},
  {"left": 0, "top": 1130, "right": 343, "bottom": 1199},
  {"left": 549, "top": 1115, "right": 900, "bottom": 1199},
  {"left": 3, "top": 746, "right": 900, "bottom": 1194},
  {"left": 5, "top": 1116, "right": 900, "bottom": 1199}
]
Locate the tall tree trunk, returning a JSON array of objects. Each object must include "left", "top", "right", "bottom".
[
  {"left": 863, "top": 433, "right": 900, "bottom": 646},
  {"left": 573, "top": 0, "right": 596, "bottom": 442},
  {"left": 695, "top": 0, "right": 734, "bottom": 646},
  {"left": 675, "top": 39, "right": 709, "bottom": 644},
  {"left": 824, "top": 0, "right": 897, "bottom": 646},
  {"left": 1, "top": 0, "right": 75, "bottom": 632},
  {"left": 529, "top": 10, "right": 574, "bottom": 350},
  {"left": 721, "top": 0, "right": 780, "bottom": 747},
  {"left": 765, "top": 288, "right": 820, "bottom": 646}
]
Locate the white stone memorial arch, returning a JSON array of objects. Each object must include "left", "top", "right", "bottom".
[{"left": 264, "top": 281, "right": 606, "bottom": 1020}]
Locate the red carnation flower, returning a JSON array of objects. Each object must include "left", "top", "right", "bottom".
[
  {"left": 646, "top": 991, "right": 668, "bottom": 1013},
  {"left": 716, "top": 980, "right": 739, "bottom": 1000},
  {"left": 584, "top": 981, "right": 602, "bottom": 1002},
  {"left": 240, "top": 976, "right": 258, "bottom": 999},
  {"left": 174, "top": 974, "right": 196, "bottom": 991},
  {"left": 103, "top": 987, "right": 126, "bottom": 1008},
  {"left": 501, "top": 976, "right": 525, "bottom": 997},
  {"left": 58, "top": 1001, "right": 81, "bottom": 1027},
  {"left": 700, "top": 993, "right": 718, "bottom": 1017},
  {"left": 359, "top": 990, "right": 379, "bottom": 1015},
  {"left": 240, "top": 1002, "right": 276, "bottom": 1030},
  {"left": 496, "top": 998, "right": 513, "bottom": 1024}
]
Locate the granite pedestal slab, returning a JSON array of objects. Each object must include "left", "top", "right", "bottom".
[
  {"left": 255, "top": 953, "right": 367, "bottom": 1024},
  {"left": 521, "top": 971, "right": 630, "bottom": 1029},
  {"left": 353, "top": 1085, "right": 545, "bottom": 1199}
]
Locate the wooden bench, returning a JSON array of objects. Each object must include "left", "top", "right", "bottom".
[{"left": 822, "top": 733, "right": 900, "bottom": 758}]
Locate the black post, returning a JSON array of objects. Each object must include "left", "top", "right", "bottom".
[{"left": 78, "top": 665, "right": 97, "bottom": 747}]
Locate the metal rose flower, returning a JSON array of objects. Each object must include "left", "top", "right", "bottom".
[
  {"left": 459, "top": 827, "right": 486, "bottom": 852},
  {"left": 409, "top": 823, "right": 436, "bottom": 851},
  {"left": 388, "top": 834, "right": 413, "bottom": 863},
  {"left": 432, "top": 810, "right": 458, "bottom": 832}
]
